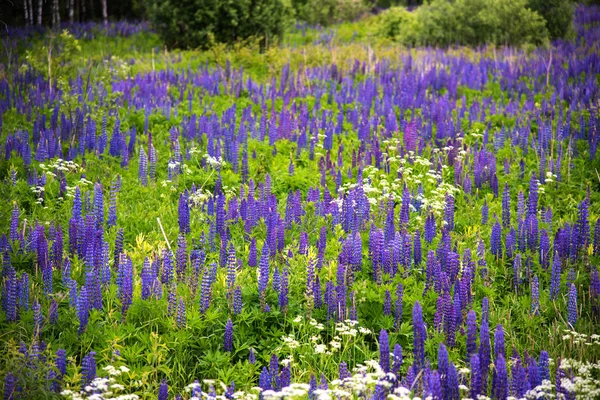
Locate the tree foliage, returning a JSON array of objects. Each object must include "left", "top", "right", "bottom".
[
  {"left": 375, "top": 0, "right": 550, "bottom": 47},
  {"left": 148, "top": 0, "right": 290, "bottom": 49}
]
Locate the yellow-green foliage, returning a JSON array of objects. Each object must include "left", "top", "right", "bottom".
[{"left": 373, "top": 0, "right": 550, "bottom": 47}]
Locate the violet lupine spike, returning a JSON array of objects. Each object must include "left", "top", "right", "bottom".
[
  {"left": 178, "top": 192, "right": 190, "bottom": 234},
  {"left": 424, "top": 211, "right": 436, "bottom": 243},
  {"left": 9, "top": 203, "right": 19, "bottom": 242},
  {"left": 444, "top": 193, "right": 455, "bottom": 231},
  {"left": 481, "top": 199, "right": 489, "bottom": 225},
  {"left": 158, "top": 379, "right": 168, "bottom": 400},
  {"left": 550, "top": 252, "right": 561, "bottom": 300},
  {"left": 279, "top": 266, "right": 289, "bottom": 314},
  {"left": 139, "top": 147, "right": 148, "bottom": 186},
  {"left": 379, "top": 329, "right": 390, "bottom": 373},
  {"left": 224, "top": 318, "right": 233, "bottom": 352},
  {"left": 395, "top": 283, "right": 403, "bottom": 330},
  {"left": 531, "top": 275, "right": 540, "bottom": 315},
  {"left": 493, "top": 354, "right": 509, "bottom": 400},
  {"left": 177, "top": 297, "right": 186, "bottom": 328},
  {"left": 384, "top": 290, "right": 392, "bottom": 315},
  {"left": 81, "top": 351, "right": 97, "bottom": 391},
  {"left": 466, "top": 310, "right": 478, "bottom": 357},
  {"left": 412, "top": 301, "right": 426, "bottom": 371},
  {"left": 258, "top": 242, "right": 270, "bottom": 302},
  {"left": 233, "top": 285, "right": 242, "bottom": 315},
  {"left": 568, "top": 283, "right": 577, "bottom": 327},
  {"left": 478, "top": 317, "right": 491, "bottom": 394},
  {"left": 502, "top": 183, "right": 510, "bottom": 228},
  {"left": 490, "top": 220, "right": 502, "bottom": 257}
]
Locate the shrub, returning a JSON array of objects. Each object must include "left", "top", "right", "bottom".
[
  {"left": 527, "top": 0, "right": 574, "bottom": 40},
  {"left": 293, "top": 0, "right": 368, "bottom": 26},
  {"left": 374, "top": 0, "right": 550, "bottom": 47},
  {"left": 374, "top": 7, "right": 420, "bottom": 45},
  {"left": 148, "top": 0, "right": 290, "bottom": 49}
]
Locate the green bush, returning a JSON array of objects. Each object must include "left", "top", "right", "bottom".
[
  {"left": 293, "top": 0, "right": 368, "bottom": 26},
  {"left": 527, "top": 0, "right": 574, "bottom": 40},
  {"left": 148, "top": 0, "right": 290, "bottom": 49},
  {"left": 374, "top": 0, "right": 550, "bottom": 47}
]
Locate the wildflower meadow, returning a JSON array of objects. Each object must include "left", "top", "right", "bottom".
[{"left": 1, "top": 3, "right": 600, "bottom": 400}]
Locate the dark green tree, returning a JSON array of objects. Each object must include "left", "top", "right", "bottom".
[
  {"left": 148, "top": 0, "right": 288, "bottom": 49},
  {"left": 527, "top": 0, "right": 574, "bottom": 40}
]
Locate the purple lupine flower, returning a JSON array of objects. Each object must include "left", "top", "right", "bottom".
[
  {"left": 550, "top": 252, "right": 561, "bottom": 300},
  {"left": 466, "top": 310, "right": 478, "bottom": 356},
  {"left": 113, "top": 228, "right": 124, "bottom": 267},
  {"left": 490, "top": 220, "right": 502, "bottom": 257},
  {"left": 527, "top": 174, "right": 538, "bottom": 216},
  {"left": 4, "top": 372, "right": 16, "bottom": 400},
  {"left": 447, "top": 362, "right": 459, "bottom": 400},
  {"left": 176, "top": 234, "right": 187, "bottom": 281},
  {"left": 9, "top": 203, "right": 19, "bottom": 243},
  {"left": 259, "top": 367, "right": 272, "bottom": 391},
  {"left": 494, "top": 324, "right": 505, "bottom": 358},
  {"left": 395, "top": 283, "right": 403, "bottom": 330},
  {"left": 248, "top": 238, "right": 257, "bottom": 267},
  {"left": 502, "top": 184, "right": 510, "bottom": 227},
  {"left": 258, "top": 243, "right": 270, "bottom": 303},
  {"left": 177, "top": 297, "right": 186, "bottom": 328},
  {"left": 412, "top": 302, "right": 426, "bottom": 370},
  {"left": 158, "top": 379, "right": 168, "bottom": 400},
  {"left": 226, "top": 244, "right": 237, "bottom": 304},
  {"left": 178, "top": 192, "right": 190, "bottom": 234},
  {"left": 532, "top": 275, "right": 540, "bottom": 315},
  {"left": 594, "top": 218, "right": 600, "bottom": 256},
  {"left": 392, "top": 343, "right": 403, "bottom": 378},
  {"left": 384, "top": 290, "right": 392, "bottom": 315},
  {"left": 493, "top": 354, "right": 509, "bottom": 400},
  {"left": 279, "top": 266, "right": 289, "bottom": 313},
  {"left": 33, "top": 300, "right": 43, "bottom": 337},
  {"left": 438, "top": 343, "right": 449, "bottom": 396},
  {"left": 470, "top": 353, "right": 481, "bottom": 398},
  {"left": 512, "top": 359, "right": 529, "bottom": 398},
  {"left": 539, "top": 229, "right": 550, "bottom": 270},
  {"left": 379, "top": 329, "right": 390, "bottom": 373},
  {"left": 81, "top": 351, "right": 97, "bottom": 391},
  {"left": 4, "top": 265, "right": 18, "bottom": 322},
  {"left": 482, "top": 200, "right": 489, "bottom": 225},
  {"left": 93, "top": 183, "right": 104, "bottom": 229},
  {"left": 527, "top": 356, "right": 540, "bottom": 389},
  {"left": 224, "top": 318, "right": 233, "bottom": 351},
  {"left": 413, "top": 229, "right": 422, "bottom": 266},
  {"left": 249, "top": 348, "right": 256, "bottom": 364},
  {"left": 478, "top": 318, "right": 491, "bottom": 393},
  {"left": 514, "top": 177, "right": 523, "bottom": 211},
  {"left": 568, "top": 283, "right": 577, "bottom": 326},
  {"left": 539, "top": 351, "right": 550, "bottom": 382},
  {"left": 270, "top": 354, "right": 280, "bottom": 390},
  {"left": 444, "top": 193, "right": 455, "bottom": 231},
  {"left": 117, "top": 254, "right": 134, "bottom": 319},
  {"left": 482, "top": 297, "right": 490, "bottom": 323},
  {"left": 234, "top": 286, "right": 242, "bottom": 315},
  {"left": 55, "top": 348, "right": 67, "bottom": 377},
  {"left": 49, "top": 299, "right": 58, "bottom": 324},
  {"left": 424, "top": 211, "right": 436, "bottom": 243},
  {"left": 428, "top": 371, "right": 443, "bottom": 399},
  {"left": 339, "top": 362, "right": 351, "bottom": 381},
  {"left": 139, "top": 147, "right": 148, "bottom": 186}
]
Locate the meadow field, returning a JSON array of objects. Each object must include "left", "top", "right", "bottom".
[{"left": 1, "top": 4, "right": 600, "bottom": 399}]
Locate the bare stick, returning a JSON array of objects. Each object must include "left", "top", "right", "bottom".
[
  {"left": 22, "top": 218, "right": 27, "bottom": 239},
  {"left": 157, "top": 217, "right": 172, "bottom": 252}
]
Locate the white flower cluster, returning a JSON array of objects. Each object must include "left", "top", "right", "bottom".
[
  {"left": 204, "top": 154, "right": 223, "bottom": 169},
  {"left": 561, "top": 329, "right": 600, "bottom": 346},
  {"left": 61, "top": 365, "right": 137, "bottom": 400},
  {"left": 39, "top": 158, "right": 81, "bottom": 173}
]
